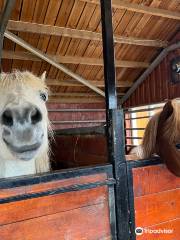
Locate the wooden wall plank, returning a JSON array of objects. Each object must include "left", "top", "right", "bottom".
[
  {"left": 135, "top": 188, "right": 180, "bottom": 227},
  {"left": 0, "top": 201, "right": 110, "bottom": 240},
  {"left": 133, "top": 165, "right": 180, "bottom": 197},
  {"left": 0, "top": 186, "right": 108, "bottom": 225}
]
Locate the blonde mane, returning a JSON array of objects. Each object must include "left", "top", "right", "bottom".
[
  {"left": 0, "top": 71, "right": 52, "bottom": 178},
  {"left": 133, "top": 99, "right": 180, "bottom": 159}
]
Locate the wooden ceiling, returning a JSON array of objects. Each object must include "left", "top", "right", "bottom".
[{"left": 1, "top": 0, "right": 180, "bottom": 103}]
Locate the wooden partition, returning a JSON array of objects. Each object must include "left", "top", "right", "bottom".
[
  {"left": 128, "top": 159, "right": 180, "bottom": 240},
  {"left": 0, "top": 165, "right": 116, "bottom": 240},
  {"left": 51, "top": 134, "right": 108, "bottom": 169}
]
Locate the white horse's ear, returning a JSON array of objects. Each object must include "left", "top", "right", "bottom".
[{"left": 40, "top": 71, "right": 46, "bottom": 82}]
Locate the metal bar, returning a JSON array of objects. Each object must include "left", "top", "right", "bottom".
[
  {"left": 100, "top": 1, "right": 130, "bottom": 239},
  {"left": 124, "top": 106, "right": 163, "bottom": 113},
  {"left": 0, "top": 0, "right": 16, "bottom": 71},
  {"left": 4, "top": 30, "right": 105, "bottom": 97},
  {"left": 120, "top": 41, "right": 180, "bottom": 104},
  {"left": 125, "top": 128, "right": 145, "bottom": 131},
  {"left": 0, "top": 179, "right": 116, "bottom": 204},
  {"left": 101, "top": 1, "right": 130, "bottom": 238},
  {"left": 0, "top": 164, "right": 113, "bottom": 189},
  {"left": 100, "top": 0, "right": 117, "bottom": 109},
  {"left": 125, "top": 116, "right": 150, "bottom": 120},
  {"left": 126, "top": 137, "right": 142, "bottom": 140},
  {"left": 48, "top": 109, "right": 105, "bottom": 112}
]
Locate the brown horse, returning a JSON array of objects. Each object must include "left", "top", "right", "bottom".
[{"left": 132, "top": 99, "right": 180, "bottom": 176}]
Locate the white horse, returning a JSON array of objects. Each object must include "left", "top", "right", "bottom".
[{"left": 0, "top": 71, "right": 52, "bottom": 178}]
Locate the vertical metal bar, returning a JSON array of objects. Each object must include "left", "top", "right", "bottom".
[
  {"left": 100, "top": 0, "right": 130, "bottom": 239},
  {"left": 100, "top": 0, "right": 117, "bottom": 110},
  {"left": 0, "top": 0, "right": 16, "bottom": 72}
]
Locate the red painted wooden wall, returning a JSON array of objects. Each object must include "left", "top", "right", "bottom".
[
  {"left": 124, "top": 32, "right": 180, "bottom": 108},
  {"left": 133, "top": 164, "right": 180, "bottom": 240},
  {"left": 47, "top": 103, "right": 106, "bottom": 130}
]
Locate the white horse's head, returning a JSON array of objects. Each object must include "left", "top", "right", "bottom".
[{"left": 0, "top": 71, "right": 50, "bottom": 177}]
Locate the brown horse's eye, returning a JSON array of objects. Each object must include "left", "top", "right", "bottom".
[{"left": 39, "top": 91, "right": 48, "bottom": 102}]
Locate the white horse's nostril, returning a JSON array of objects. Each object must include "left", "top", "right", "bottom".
[
  {"left": 31, "top": 107, "right": 42, "bottom": 124},
  {"left": 1, "top": 109, "right": 13, "bottom": 126}
]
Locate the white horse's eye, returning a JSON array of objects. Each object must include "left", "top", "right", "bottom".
[{"left": 39, "top": 91, "right": 48, "bottom": 102}]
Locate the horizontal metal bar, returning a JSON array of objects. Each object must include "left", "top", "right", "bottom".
[
  {"left": 48, "top": 109, "right": 105, "bottom": 112},
  {"left": 127, "top": 157, "right": 162, "bottom": 169},
  {"left": 124, "top": 106, "right": 162, "bottom": 114},
  {"left": 52, "top": 120, "right": 106, "bottom": 124},
  {"left": 125, "top": 128, "right": 145, "bottom": 131},
  {"left": 0, "top": 164, "right": 113, "bottom": 189},
  {"left": 125, "top": 116, "right": 150, "bottom": 120},
  {"left": 126, "top": 137, "right": 142, "bottom": 139},
  {"left": 0, "top": 179, "right": 116, "bottom": 204}
]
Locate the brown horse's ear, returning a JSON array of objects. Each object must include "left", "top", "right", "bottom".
[
  {"left": 157, "top": 101, "right": 173, "bottom": 140},
  {"left": 159, "top": 101, "right": 173, "bottom": 124},
  {"left": 40, "top": 71, "right": 46, "bottom": 82}
]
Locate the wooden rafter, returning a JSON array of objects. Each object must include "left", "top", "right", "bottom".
[
  {"left": 82, "top": 0, "right": 180, "bottom": 20},
  {"left": 4, "top": 30, "right": 105, "bottom": 97},
  {"left": 48, "top": 97, "right": 104, "bottom": 103},
  {"left": 47, "top": 79, "right": 132, "bottom": 88},
  {"left": 7, "top": 20, "right": 168, "bottom": 48},
  {"left": 50, "top": 92, "right": 124, "bottom": 97},
  {"left": 2, "top": 50, "right": 149, "bottom": 68}
]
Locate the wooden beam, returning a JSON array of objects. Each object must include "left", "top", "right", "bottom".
[
  {"left": 47, "top": 78, "right": 132, "bottom": 88},
  {"left": 48, "top": 97, "right": 105, "bottom": 104},
  {"left": 82, "top": 0, "right": 180, "bottom": 20},
  {"left": 2, "top": 50, "right": 149, "bottom": 68},
  {"left": 7, "top": 20, "right": 168, "bottom": 48},
  {"left": 4, "top": 30, "right": 105, "bottom": 97},
  {"left": 50, "top": 92, "right": 124, "bottom": 97},
  {"left": 50, "top": 92, "right": 103, "bottom": 97}
]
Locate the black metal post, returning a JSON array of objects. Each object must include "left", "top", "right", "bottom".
[
  {"left": 100, "top": 0, "right": 130, "bottom": 239},
  {"left": 0, "top": 0, "right": 16, "bottom": 72}
]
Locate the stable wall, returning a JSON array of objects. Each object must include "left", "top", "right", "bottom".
[
  {"left": 124, "top": 32, "right": 180, "bottom": 108},
  {"left": 47, "top": 103, "right": 106, "bottom": 130}
]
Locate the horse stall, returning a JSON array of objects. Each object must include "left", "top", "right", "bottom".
[{"left": 0, "top": 0, "right": 180, "bottom": 240}]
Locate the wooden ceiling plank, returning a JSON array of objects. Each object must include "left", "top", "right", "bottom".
[
  {"left": 50, "top": 0, "right": 87, "bottom": 92},
  {"left": 11, "top": 0, "right": 37, "bottom": 71},
  {"left": 2, "top": 49, "right": 149, "bottom": 68},
  {"left": 7, "top": 20, "right": 168, "bottom": 48},
  {"left": 46, "top": 79, "right": 132, "bottom": 88},
  {"left": 81, "top": 0, "right": 180, "bottom": 20},
  {"left": 4, "top": 30, "right": 105, "bottom": 97},
  {"left": 30, "top": 0, "right": 64, "bottom": 77}
]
